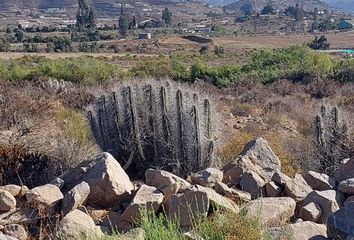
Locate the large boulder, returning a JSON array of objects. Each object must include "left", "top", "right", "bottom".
[
  {"left": 101, "top": 211, "right": 132, "bottom": 233},
  {"left": 299, "top": 202, "right": 322, "bottom": 222},
  {"left": 327, "top": 202, "right": 354, "bottom": 240},
  {"left": 265, "top": 181, "right": 282, "bottom": 197},
  {"left": 302, "top": 190, "right": 343, "bottom": 224},
  {"left": 244, "top": 197, "right": 296, "bottom": 228},
  {"left": 59, "top": 152, "right": 134, "bottom": 208},
  {"left": 305, "top": 171, "right": 335, "bottom": 191},
  {"left": 222, "top": 165, "right": 243, "bottom": 186},
  {"left": 214, "top": 182, "right": 251, "bottom": 203},
  {"left": 167, "top": 191, "right": 209, "bottom": 227},
  {"left": 286, "top": 221, "right": 327, "bottom": 240},
  {"left": 0, "top": 190, "right": 16, "bottom": 212},
  {"left": 121, "top": 185, "right": 164, "bottom": 224},
  {"left": 338, "top": 178, "right": 354, "bottom": 195},
  {"left": 0, "top": 185, "right": 28, "bottom": 198},
  {"left": 222, "top": 138, "right": 281, "bottom": 185},
  {"left": 335, "top": 158, "right": 354, "bottom": 182},
  {"left": 2, "top": 224, "right": 28, "bottom": 240},
  {"left": 145, "top": 169, "right": 191, "bottom": 191},
  {"left": 284, "top": 174, "right": 312, "bottom": 202},
  {"left": 62, "top": 181, "right": 90, "bottom": 215},
  {"left": 239, "top": 170, "right": 266, "bottom": 199},
  {"left": 58, "top": 209, "right": 103, "bottom": 238},
  {"left": 194, "top": 185, "right": 239, "bottom": 213},
  {"left": 191, "top": 168, "right": 223, "bottom": 187},
  {"left": 25, "top": 184, "right": 63, "bottom": 212}
]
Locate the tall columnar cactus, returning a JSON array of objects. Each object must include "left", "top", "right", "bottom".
[
  {"left": 88, "top": 80, "right": 215, "bottom": 178},
  {"left": 314, "top": 105, "right": 350, "bottom": 175}
]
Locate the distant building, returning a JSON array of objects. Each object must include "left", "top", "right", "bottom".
[
  {"left": 139, "top": 33, "right": 152, "bottom": 39},
  {"left": 337, "top": 20, "right": 354, "bottom": 30}
]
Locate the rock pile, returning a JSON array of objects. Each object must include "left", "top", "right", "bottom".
[{"left": 0, "top": 138, "right": 353, "bottom": 239}]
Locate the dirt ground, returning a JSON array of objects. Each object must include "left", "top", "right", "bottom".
[{"left": 0, "top": 31, "right": 352, "bottom": 60}]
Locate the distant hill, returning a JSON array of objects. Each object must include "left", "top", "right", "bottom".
[
  {"left": 323, "top": 0, "right": 354, "bottom": 12},
  {"left": 202, "top": 0, "right": 235, "bottom": 6},
  {"left": 224, "top": 0, "right": 333, "bottom": 12}
]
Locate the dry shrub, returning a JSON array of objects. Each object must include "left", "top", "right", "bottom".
[
  {"left": 264, "top": 132, "right": 301, "bottom": 177},
  {"left": 217, "top": 132, "right": 255, "bottom": 166},
  {"left": 223, "top": 213, "right": 263, "bottom": 240},
  {"left": 0, "top": 144, "right": 60, "bottom": 187}
]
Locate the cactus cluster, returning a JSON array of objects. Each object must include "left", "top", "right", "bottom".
[
  {"left": 88, "top": 80, "right": 215, "bottom": 177},
  {"left": 315, "top": 105, "right": 350, "bottom": 175}
]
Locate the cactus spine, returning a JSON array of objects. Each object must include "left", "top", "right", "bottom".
[
  {"left": 88, "top": 81, "right": 215, "bottom": 177},
  {"left": 314, "top": 105, "right": 350, "bottom": 175}
]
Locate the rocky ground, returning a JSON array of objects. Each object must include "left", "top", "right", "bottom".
[{"left": 0, "top": 137, "right": 353, "bottom": 239}]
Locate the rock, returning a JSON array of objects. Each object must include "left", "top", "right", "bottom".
[
  {"left": 299, "top": 202, "right": 322, "bottom": 222},
  {"left": 222, "top": 165, "right": 243, "bottom": 186},
  {"left": 25, "top": 184, "right": 63, "bottom": 212},
  {"left": 244, "top": 197, "right": 296, "bottom": 228},
  {"left": 2, "top": 224, "right": 27, "bottom": 240},
  {"left": 288, "top": 221, "right": 327, "bottom": 240},
  {"left": 184, "top": 231, "right": 204, "bottom": 240},
  {"left": 159, "top": 182, "right": 180, "bottom": 201},
  {"left": 265, "top": 181, "right": 282, "bottom": 197},
  {"left": 327, "top": 202, "right": 354, "bottom": 240},
  {"left": 305, "top": 171, "right": 335, "bottom": 191},
  {"left": 101, "top": 211, "right": 132, "bottom": 233},
  {"left": 145, "top": 169, "right": 191, "bottom": 191},
  {"left": 59, "top": 152, "right": 134, "bottom": 208},
  {"left": 0, "top": 234, "right": 18, "bottom": 240},
  {"left": 194, "top": 185, "right": 239, "bottom": 213},
  {"left": 0, "top": 190, "right": 16, "bottom": 212},
  {"left": 62, "top": 181, "right": 90, "bottom": 215},
  {"left": 335, "top": 158, "right": 354, "bottom": 182},
  {"left": 338, "top": 178, "right": 354, "bottom": 195},
  {"left": 120, "top": 228, "right": 145, "bottom": 240},
  {"left": 239, "top": 171, "right": 266, "bottom": 199},
  {"left": 167, "top": 191, "right": 209, "bottom": 227},
  {"left": 230, "top": 188, "right": 252, "bottom": 203},
  {"left": 0, "top": 207, "right": 38, "bottom": 225},
  {"left": 121, "top": 185, "right": 164, "bottom": 224},
  {"left": 191, "top": 168, "right": 223, "bottom": 187},
  {"left": 272, "top": 171, "right": 292, "bottom": 186},
  {"left": 0, "top": 185, "right": 28, "bottom": 198},
  {"left": 58, "top": 209, "right": 103, "bottom": 238},
  {"left": 284, "top": 174, "right": 312, "bottom": 202},
  {"left": 85, "top": 207, "right": 108, "bottom": 223},
  {"left": 214, "top": 182, "right": 251, "bottom": 203},
  {"left": 344, "top": 195, "right": 354, "bottom": 206},
  {"left": 222, "top": 138, "right": 281, "bottom": 185},
  {"left": 51, "top": 178, "right": 65, "bottom": 189},
  {"left": 302, "top": 190, "right": 343, "bottom": 224}
]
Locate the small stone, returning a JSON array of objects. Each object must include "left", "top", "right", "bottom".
[
  {"left": 0, "top": 190, "right": 16, "bottom": 212},
  {"left": 338, "top": 178, "right": 354, "bottom": 195},
  {"left": 299, "top": 202, "right": 322, "bottom": 222},
  {"left": 121, "top": 185, "right": 164, "bottom": 224},
  {"left": 62, "top": 181, "right": 90, "bottom": 215},
  {"left": 3, "top": 224, "right": 28, "bottom": 240},
  {"left": 191, "top": 168, "right": 223, "bottom": 187}
]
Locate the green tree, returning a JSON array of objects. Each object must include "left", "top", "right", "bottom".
[
  {"left": 261, "top": 5, "right": 274, "bottom": 15},
  {"left": 162, "top": 7, "right": 173, "bottom": 26},
  {"left": 118, "top": 6, "right": 129, "bottom": 38},
  {"left": 318, "top": 19, "right": 337, "bottom": 32},
  {"left": 76, "top": 0, "right": 96, "bottom": 30},
  {"left": 14, "top": 29, "right": 24, "bottom": 42}
]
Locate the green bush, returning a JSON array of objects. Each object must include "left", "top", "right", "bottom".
[{"left": 0, "top": 56, "right": 126, "bottom": 85}]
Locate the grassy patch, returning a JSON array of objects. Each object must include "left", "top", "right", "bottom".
[{"left": 53, "top": 105, "right": 92, "bottom": 146}]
